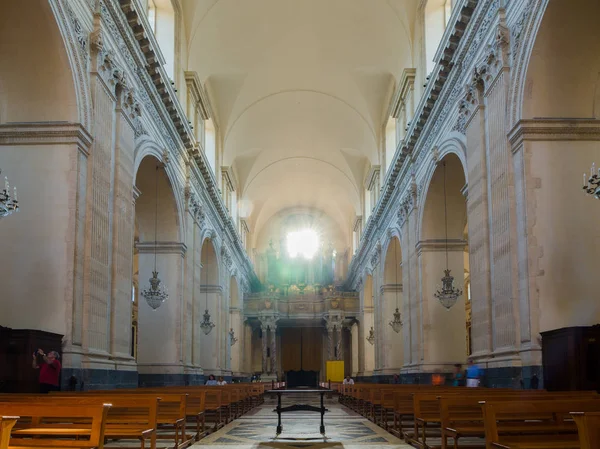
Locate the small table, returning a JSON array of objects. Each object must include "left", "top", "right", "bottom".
[{"left": 267, "top": 389, "right": 333, "bottom": 436}]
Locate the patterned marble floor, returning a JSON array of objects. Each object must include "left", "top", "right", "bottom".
[{"left": 193, "top": 395, "right": 412, "bottom": 449}]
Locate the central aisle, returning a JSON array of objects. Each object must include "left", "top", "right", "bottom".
[{"left": 195, "top": 395, "right": 411, "bottom": 448}]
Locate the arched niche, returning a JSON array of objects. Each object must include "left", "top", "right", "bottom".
[
  {"left": 522, "top": 0, "right": 600, "bottom": 119},
  {"left": 229, "top": 275, "right": 242, "bottom": 374},
  {"left": 134, "top": 155, "right": 182, "bottom": 371},
  {"left": 381, "top": 236, "right": 404, "bottom": 370},
  {"left": 419, "top": 153, "right": 469, "bottom": 367},
  {"left": 199, "top": 237, "right": 222, "bottom": 372},
  {"left": 0, "top": 0, "right": 77, "bottom": 123},
  {"left": 359, "top": 273, "right": 375, "bottom": 374}
]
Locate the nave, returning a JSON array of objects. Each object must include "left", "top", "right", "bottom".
[{"left": 200, "top": 394, "right": 408, "bottom": 449}]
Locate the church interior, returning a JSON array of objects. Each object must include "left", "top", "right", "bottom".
[{"left": 1, "top": 0, "right": 600, "bottom": 448}]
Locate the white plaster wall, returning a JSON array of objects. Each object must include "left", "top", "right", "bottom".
[
  {"left": 420, "top": 248, "right": 467, "bottom": 366},
  {"left": 137, "top": 251, "right": 184, "bottom": 372},
  {"left": 0, "top": 144, "right": 77, "bottom": 336},
  {"left": 528, "top": 140, "right": 600, "bottom": 332}
]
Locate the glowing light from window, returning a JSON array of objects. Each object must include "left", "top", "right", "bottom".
[{"left": 287, "top": 229, "right": 319, "bottom": 260}]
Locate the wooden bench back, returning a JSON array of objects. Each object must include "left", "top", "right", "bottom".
[
  {"left": 571, "top": 411, "right": 600, "bottom": 449},
  {"left": 481, "top": 398, "right": 600, "bottom": 448},
  {"left": 0, "top": 417, "right": 18, "bottom": 449},
  {"left": 0, "top": 403, "right": 110, "bottom": 449}
]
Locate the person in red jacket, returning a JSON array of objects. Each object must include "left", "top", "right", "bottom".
[{"left": 32, "top": 349, "right": 61, "bottom": 393}]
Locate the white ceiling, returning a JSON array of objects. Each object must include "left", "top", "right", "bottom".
[{"left": 182, "top": 0, "right": 418, "bottom": 249}]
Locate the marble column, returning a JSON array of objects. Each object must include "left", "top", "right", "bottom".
[
  {"left": 270, "top": 323, "right": 277, "bottom": 376},
  {"left": 335, "top": 325, "right": 342, "bottom": 361},
  {"left": 261, "top": 324, "right": 268, "bottom": 374},
  {"left": 326, "top": 323, "right": 335, "bottom": 360}
]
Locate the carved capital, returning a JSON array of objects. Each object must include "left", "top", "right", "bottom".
[
  {"left": 453, "top": 73, "right": 484, "bottom": 134},
  {"left": 478, "top": 23, "right": 510, "bottom": 91}
]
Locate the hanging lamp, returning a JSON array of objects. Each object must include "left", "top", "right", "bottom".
[
  {"left": 200, "top": 250, "right": 215, "bottom": 335},
  {"left": 388, "top": 240, "right": 403, "bottom": 332},
  {"left": 229, "top": 328, "right": 238, "bottom": 345},
  {"left": 366, "top": 326, "right": 375, "bottom": 345},
  {"left": 434, "top": 161, "right": 463, "bottom": 309},
  {"left": 141, "top": 164, "right": 169, "bottom": 310}
]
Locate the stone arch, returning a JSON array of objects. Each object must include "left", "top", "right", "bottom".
[
  {"left": 0, "top": 0, "right": 87, "bottom": 340},
  {"left": 418, "top": 152, "right": 469, "bottom": 368},
  {"left": 229, "top": 274, "right": 242, "bottom": 374},
  {"left": 521, "top": 0, "right": 600, "bottom": 119},
  {"left": 199, "top": 236, "right": 224, "bottom": 374},
  {"left": 417, "top": 139, "right": 468, "bottom": 243},
  {"left": 510, "top": 0, "right": 600, "bottom": 333},
  {"left": 0, "top": 0, "right": 78, "bottom": 123},
  {"left": 381, "top": 235, "right": 404, "bottom": 371},
  {"left": 134, "top": 139, "right": 185, "bottom": 241},
  {"left": 133, "top": 155, "right": 183, "bottom": 380}
]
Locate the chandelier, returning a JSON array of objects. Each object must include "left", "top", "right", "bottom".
[
  {"left": 1, "top": 171, "right": 19, "bottom": 219},
  {"left": 388, "top": 240, "right": 403, "bottom": 333},
  {"left": 583, "top": 162, "right": 600, "bottom": 199},
  {"left": 366, "top": 326, "right": 375, "bottom": 345},
  {"left": 434, "top": 161, "right": 462, "bottom": 309},
  {"left": 200, "top": 252, "right": 215, "bottom": 335},
  {"left": 229, "top": 328, "right": 238, "bottom": 345},
  {"left": 141, "top": 164, "right": 168, "bottom": 310}
]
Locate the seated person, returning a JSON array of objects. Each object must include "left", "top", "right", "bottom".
[
  {"left": 205, "top": 374, "right": 218, "bottom": 386},
  {"left": 217, "top": 376, "right": 227, "bottom": 385},
  {"left": 342, "top": 375, "right": 354, "bottom": 385}
]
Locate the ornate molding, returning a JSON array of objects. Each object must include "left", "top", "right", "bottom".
[
  {"left": 508, "top": 119, "right": 600, "bottom": 151},
  {"left": 0, "top": 122, "right": 93, "bottom": 156},
  {"left": 478, "top": 22, "right": 511, "bottom": 92},
  {"left": 454, "top": 72, "right": 484, "bottom": 134},
  {"left": 135, "top": 241, "right": 188, "bottom": 256}
]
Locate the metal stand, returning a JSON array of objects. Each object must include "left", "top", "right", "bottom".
[{"left": 268, "top": 389, "right": 332, "bottom": 437}]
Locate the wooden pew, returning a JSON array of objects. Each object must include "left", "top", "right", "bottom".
[
  {"left": 52, "top": 391, "right": 190, "bottom": 449},
  {"left": 440, "top": 391, "right": 599, "bottom": 449},
  {"left": 1, "top": 394, "right": 159, "bottom": 449},
  {"left": 0, "top": 403, "right": 110, "bottom": 449},
  {"left": 481, "top": 398, "right": 600, "bottom": 449},
  {"left": 1, "top": 417, "right": 18, "bottom": 449},
  {"left": 571, "top": 412, "right": 600, "bottom": 449}
]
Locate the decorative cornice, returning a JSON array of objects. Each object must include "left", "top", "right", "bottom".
[
  {"left": 135, "top": 241, "right": 188, "bottom": 256},
  {"left": 0, "top": 122, "right": 93, "bottom": 156},
  {"left": 199, "top": 284, "right": 224, "bottom": 294},
  {"left": 416, "top": 239, "right": 467, "bottom": 255},
  {"left": 509, "top": 119, "right": 600, "bottom": 151},
  {"left": 364, "top": 165, "right": 381, "bottom": 191},
  {"left": 380, "top": 283, "right": 403, "bottom": 293}
]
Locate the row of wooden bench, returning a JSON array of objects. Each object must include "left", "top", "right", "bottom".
[
  {"left": 0, "top": 383, "right": 265, "bottom": 449},
  {"left": 338, "top": 383, "right": 600, "bottom": 449}
]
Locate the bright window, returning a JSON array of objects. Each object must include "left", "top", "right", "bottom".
[{"left": 287, "top": 229, "right": 319, "bottom": 260}]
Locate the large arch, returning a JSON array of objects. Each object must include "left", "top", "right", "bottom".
[
  {"left": 134, "top": 156, "right": 184, "bottom": 381},
  {"left": 199, "top": 237, "right": 224, "bottom": 375},
  {"left": 380, "top": 235, "right": 404, "bottom": 372},
  {"left": 419, "top": 153, "right": 469, "bottom": 369},
  {"left": 229, "top": 275, "right": 243, "bottom": 375},
  {"left": 513, "top": 0, "right": 600, "bottom": 334},
  {"left": 0, "top": 0, "right": 82, "bottom": 340}
]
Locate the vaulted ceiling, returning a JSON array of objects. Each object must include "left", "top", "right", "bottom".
[{"left": 182, "top": 0, "right": 418, "bottom": 250}]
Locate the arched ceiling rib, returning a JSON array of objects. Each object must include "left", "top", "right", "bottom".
[{"left": 183, "top": 0, "right": 417, "bottom": 250}]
